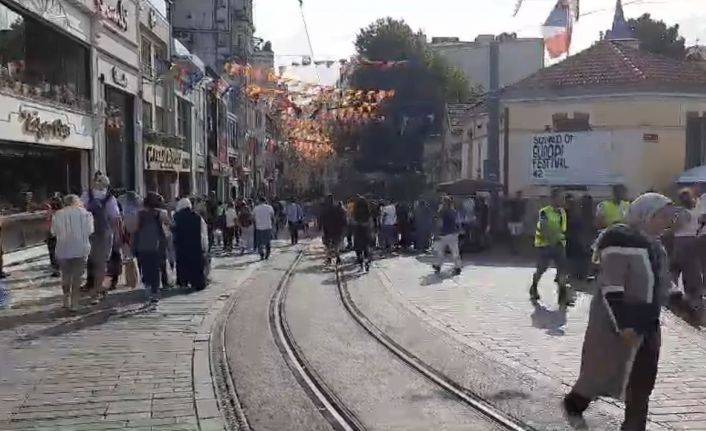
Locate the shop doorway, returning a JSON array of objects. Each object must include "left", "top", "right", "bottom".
[{"left": 105, "top": 86, "right": 135, "bottom": 190}]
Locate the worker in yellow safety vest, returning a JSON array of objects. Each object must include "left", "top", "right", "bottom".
[
  {"left": 596, "top": 185, "right": 631, "bottom": 229},
  {"left": 531, "top": 188, "right": 573, "bottom": 307}
]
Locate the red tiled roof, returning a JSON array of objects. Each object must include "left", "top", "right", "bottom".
[{"left": 504, "top": 41, "right": 706, "bottom": 97}]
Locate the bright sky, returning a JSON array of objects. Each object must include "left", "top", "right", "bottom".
[{"left": 254, "top": 0, "right": 706, "bottom": 85}]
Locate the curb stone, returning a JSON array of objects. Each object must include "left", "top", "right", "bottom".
[{"left": 193, "top": 261, "right": 259, "bottom": 431}]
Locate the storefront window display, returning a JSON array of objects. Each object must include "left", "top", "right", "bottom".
[
  {"left": 0, "top": 142, "right": 81, "bottom": 213},
  {"left": 0, "top": 1, "right": 91, "bottom": 111}
]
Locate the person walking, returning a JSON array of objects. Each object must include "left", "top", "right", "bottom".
[
  {"left": 565, "top": 194, "right": 584, "bottom": 280},
  {"left": 564, "top": 193, "right": 675, "bottom": 431},
  {"left": 51, "top": 194, "right": 94, "bottom": 312},
  {"left": 596, "top": 184, "right": 631, "bottom": 230},
  {"left": 413, "top": 200, "right": 433, "bottom": 252},
  {"left": 352, "top": 195, "right": 372, "bottom": 271},
  {"left": 505, "top": 191, "right": 526, "bottom": 255},
  {"left": 671, "top": 188, "right": 702, "bottom": 310},
  {"left": 530, "top": 188, "right": 572, "bottom": 306},
  {"left": 286, "top": 200, "right": 304, "bottom": 245},
  {"left": 173, "top": 198, "right": 208, "bottom": 290},
  {"left": 253, "top": 197, "right": 275, "bottom": 260},
  {"left": 156, "top": 195, "right": 173, "bottom": 288},
  {"left": 133, "top": 192, "right": 167, "bottom": 305},
  {"left": 81, "top": 174, "right": 121, "bottom": 304},
  {"left": 238, "top": 201, "right": 254, "bottom": 254},
  {"left": 380, "top": 200, "right": 397, "bottom": 254},
  {"left": 432, "top": 196, "right": 462, "bottom": 275},
  {"left": 320, "top": 195, "right": 347, "bottom": 265},
  {"left": 224, "top": 202, "right": 238, "bottom": 251},
  {"left": 44, "top": 194, "right": 63, "bottom": 277}
]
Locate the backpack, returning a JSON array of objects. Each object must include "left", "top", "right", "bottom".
[
  {"left": 135, "top": 210, "right": 165, "bottom": 254},
  {"left": 87, "top": 190, "right": 112, "bottom": 236}
]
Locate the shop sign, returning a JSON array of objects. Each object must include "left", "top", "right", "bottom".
[
  {"left": 111, "top": 66, "right": 128, "bottom": 87},
  {"left": 145, "top": 144, "right": 189, "bottom": 172},
  {"left": 528, "top": 131, "right": 614, "bottom": 185},
  {"left": 95, "top": 0, "right": 128, "bottom": 31},
  {"left": 18, "top": 110, "right": 71, "bottom": 140}
]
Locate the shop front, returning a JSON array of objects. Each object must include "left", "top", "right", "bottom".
[
  {"left": 144, "top": 143, "right": 190, "bottom": 199},
  {"left": 92, "top": 0, "right": 141, "bottom": 191},
  {"left": 0, "top": 0, "right": 93, "bottom": 250}
]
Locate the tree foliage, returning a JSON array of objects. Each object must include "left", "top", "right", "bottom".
[
  {"left": 627, "top": 13, "right": 686, "bottom": 59},
  {"left": 343, "top": 18, "right": 477, "bottom": 174}
]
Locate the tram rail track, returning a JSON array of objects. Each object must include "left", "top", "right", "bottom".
[
  {"left": 335, "top": 261, "right": 536, "bottom": 431},
  {"left": 215, "top": 247, "right": 535, "bottom": 431}
]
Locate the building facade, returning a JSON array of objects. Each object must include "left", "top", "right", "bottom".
[
  {"left": 93, "top": 0, "right": 141, "bottom": 192},
  {"left": 0, "top": 0, "right": 97, "bottom": 248},
  {"left": 502, "top": 40, "right": 706, "bottom": 199},
  {"left": 430, "top": 34, "right": 545, "bottom": 91}
]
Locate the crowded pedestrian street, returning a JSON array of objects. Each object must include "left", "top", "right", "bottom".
[
  {"left": 0, "top": 235, "right": 706, "bottom": 430},
  {"left": 2, "top": 0, "right": 706, "bottom": 429}
]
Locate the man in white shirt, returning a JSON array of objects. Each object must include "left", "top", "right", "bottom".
[
  {"left": 51, "top": 194, "right": 94, "bottom": 311},
  {"left": 285, "top": 200, "right": 304, "bottom": 245},
  {"left": 253, "top": 197, "right": 275, "bottom": 260},
  {"left": 381, "top": 201, "right": 397, "bottom": 253},
  {"left": 224, "top": 202, "right": 238, "bottom": 251}
]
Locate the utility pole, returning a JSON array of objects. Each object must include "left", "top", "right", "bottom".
[{"left": 486, "top": 39, "right": 500, "bottom": 183}]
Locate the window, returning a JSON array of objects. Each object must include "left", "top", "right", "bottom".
[
  {"left": 155, "top": 106, "right": 165, "bottom": 132},
  {"left": 255, "top": 110, "right": 262, "bottom": 128},
  {"left": 686, "top": 112, "right": 706, "bottom": 169},
  {"left": 177, "top": 98, "right": 192, "bottom": 149},
  {"left": 154, "top": 44, "right": 166, "bottom": 74},
  {"left": 0, "top": 1, "right": 91, "bottom": 111},
  {"left": 552, "top": 112, "right": 591, "bottom": 132},
  {"left": 141, "top": 37, "right": 152, "bottom": 77},
  {"left": 142, "top": 100, "right": 152, "bottom": 130}
]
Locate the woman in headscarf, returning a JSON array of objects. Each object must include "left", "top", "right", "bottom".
[
  {"left": 563, "top": 193, "right": 676, "bottom": 430},
  {"left": 172, "top": 198, "right": 208, "bottom": 291}
]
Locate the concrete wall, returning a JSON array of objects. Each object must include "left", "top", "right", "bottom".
[
  {"left": 505, "top": 96, "right": 706, "bottom": 199},
  {"left": 431, "top": 38, "right": 544, "bottom": 90}
]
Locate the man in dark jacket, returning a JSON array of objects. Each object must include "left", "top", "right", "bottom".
[
  {"left": 320, "top": 194, "right": 347, "bottom": 265},
  {"left": 352, "top": 195, "right": 372, "bottom": 271}
]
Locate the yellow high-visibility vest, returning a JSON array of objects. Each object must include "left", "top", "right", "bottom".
[
  {"left": 534, "top": 206, "right": 567, "bottom": 247},
  {"left": 600, "top": 200, "right": 631, "bottom": 226}
]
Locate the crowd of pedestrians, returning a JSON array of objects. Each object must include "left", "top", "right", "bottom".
[{"left": 29, "top": 174, "right": 706, "bottom": 430}]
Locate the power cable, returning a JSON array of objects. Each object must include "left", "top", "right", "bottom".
[{"left": 297, "top": 0, "right": 321, "bottom": 82}]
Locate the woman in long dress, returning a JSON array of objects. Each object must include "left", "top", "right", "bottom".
[
  {"left": 172, "top": 198, "right": 208, "bottom": 291},
  {"left": 564, "top": 193, "right": 676, "bottom": 430}
]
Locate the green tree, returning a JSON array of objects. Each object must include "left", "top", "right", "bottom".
[
  {"left": 344, "top": 18, "right": 478, "bottom": 174},
  {"left": 628, "top": 13, "right": 686, "bottom": 59}
]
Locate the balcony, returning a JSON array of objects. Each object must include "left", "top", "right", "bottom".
[
  {"left": 143, "top": 129, "right": 188, "bottom": 151},
  {"left": 0, "top": 68, "right": 91, "bottom": 113}
]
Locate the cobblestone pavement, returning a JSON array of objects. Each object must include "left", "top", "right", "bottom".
[
  {"left": 374, "top": 253, "right": 706, "bottom": 431},
  {"left": 0, "top": 244, "right": 267, "bottom": 431}
]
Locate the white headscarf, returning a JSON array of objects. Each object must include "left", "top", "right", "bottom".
[
  {"left": 176, "top": 198, "right": 192, "bottom": 212},
  {"left": 625, "top": 192, "right": 673, "bottom": 229}
]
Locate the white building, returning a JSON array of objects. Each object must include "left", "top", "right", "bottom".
[
  {"left": 430, "top": 34, "right": 545, "bottom": 90},
  {"left": 0, "top": 0, "right": 98, "bottom": 248}
]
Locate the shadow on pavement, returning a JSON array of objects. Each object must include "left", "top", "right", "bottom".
[
  {"left": 530, "top": 303, "right": 567, "bottom": 336},
  {"left": 0, "top": 285, "right": 195, "bottom": 332}
]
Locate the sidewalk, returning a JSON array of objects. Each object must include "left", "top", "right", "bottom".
[
  {"left": 375, "top": 254, "right": 706, "bottom": 431},
  {"left": 0, "top": 246, "right": 264, "bottom": 431}
]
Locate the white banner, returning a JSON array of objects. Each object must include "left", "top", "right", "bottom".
[{"left": 529, "top": 131, "right": 615, "bottom": 185}]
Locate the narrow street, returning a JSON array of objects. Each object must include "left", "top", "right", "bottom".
[{"left": 2, "top": 240, "right": 706, "bottom": 430}]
